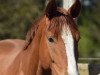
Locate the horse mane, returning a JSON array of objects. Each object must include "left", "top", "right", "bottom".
[
  {"left": 24, "top": 15, "right": 44, "bottom": 49},
  {"left": 48, "top": 15, "right": 67, "bottom": 39}
]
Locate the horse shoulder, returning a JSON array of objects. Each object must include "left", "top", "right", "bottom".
[
  {"left": 0, "top": 39, "right": 25, "bottom": 54},
  {"left": 0, "top": 39, "right": 25, "bottom": 73}
]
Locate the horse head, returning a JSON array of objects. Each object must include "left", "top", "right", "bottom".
[{"left": 37, "top": 0, "right": 81, "bottom": 75}]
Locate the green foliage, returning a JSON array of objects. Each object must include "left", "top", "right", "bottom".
[
  {"left": 0, "top": 0, "right": 45, "bottom": 39},
  {"left": 78, "top": 4, "right": 100, "bottom": 58}
]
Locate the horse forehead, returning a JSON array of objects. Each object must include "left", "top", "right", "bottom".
[{"left": 61, "top": 25, "right": 73, "bottom": 43}]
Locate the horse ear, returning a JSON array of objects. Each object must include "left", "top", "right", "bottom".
[
  {"left": 45, "top": 0, "right": 57, "bottom": 19},
  {"left": 68, "top": 0, "right": 81, "bottom": 18}
]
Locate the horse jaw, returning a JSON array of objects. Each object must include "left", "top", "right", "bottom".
[{"left": 61, "top": 25, "right": 78, "bottom": 75}]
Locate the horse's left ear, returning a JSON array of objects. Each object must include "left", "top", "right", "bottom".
[
  {"left": 45, "top": 0, "right": 57, "bottom": 19},
  {"left": 68, "top": 0, "right": 81, "bottom": 18}
]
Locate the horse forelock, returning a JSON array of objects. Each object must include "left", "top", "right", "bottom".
[
  {"left": 48, "top": 16, "right": 67, "bottom": 38},
  {"left": 47, "top": 12, "right": 80, "bottom": 42}
]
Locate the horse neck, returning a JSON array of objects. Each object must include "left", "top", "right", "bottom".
[
  {"left": 20, "top": 35, "right": 40, "bottom": 75},
  {"left": 21, "top": 16, "right": 48, "bottom": 75}
]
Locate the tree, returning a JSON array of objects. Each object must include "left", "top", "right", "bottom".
[
  {"left": 0, "top": 0, "right": 45, "bottom": 39},
  {"left": 78, "top": 0, "right": 100, "bottom": 58}
]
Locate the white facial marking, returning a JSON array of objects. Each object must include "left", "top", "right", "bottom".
[{"left": 61, "top": 25, "right": 78, "bottom": 75}]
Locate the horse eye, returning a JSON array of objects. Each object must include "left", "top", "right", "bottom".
[{"left": 48, "top": 37, "right": 54, "bottom": 43}]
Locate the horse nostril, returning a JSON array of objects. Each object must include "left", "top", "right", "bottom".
[
  {"left": 48, "top": 37, "right": 54, "bottom": 43},
  {"left": 52, "top": 60, "right": 55, "bottom": 63}
]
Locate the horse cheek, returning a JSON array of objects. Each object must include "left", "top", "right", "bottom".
[{"left": 39, "top": 35, "right": 51, "bottom": 69}]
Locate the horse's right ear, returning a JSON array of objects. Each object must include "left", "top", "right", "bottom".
[
  {"left": 68, "top": 0, "right": 81, "bottom": 18},
  {"left": 45, "top": 0, "right": 57, "bottom": 19}
]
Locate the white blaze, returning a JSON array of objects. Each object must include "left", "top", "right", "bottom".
[
  {"left": 63, "top": 0, "right": 75, "bottom": 10},
  {"left": 61, "top": 25, "right": 78, "bottom": 75}
]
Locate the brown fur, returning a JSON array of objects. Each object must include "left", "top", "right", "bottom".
[{"left": 0, "top": 0, "right": 81, "bottom": 75}]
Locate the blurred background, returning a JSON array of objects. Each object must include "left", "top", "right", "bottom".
[{"left": 0, "top": 0, "right": 100, "bottom": 62}]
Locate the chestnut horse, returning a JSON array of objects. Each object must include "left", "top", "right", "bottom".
[{"left": 0, "top": 0, "right": 81, "bottom": 75}]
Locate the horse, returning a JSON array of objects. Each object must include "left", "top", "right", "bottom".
[{"left": 0, "top": 0, "right": 81, "bottom": 75}]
